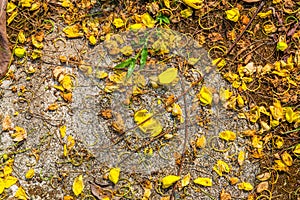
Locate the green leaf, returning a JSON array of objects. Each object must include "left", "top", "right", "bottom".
[
  {"left": 140, "top": 47, "right": 148, "bottom": 69},
  {"left": 114, "top": 58, "right": 135, "bottom": 69},
  {"left": 276, "top": 41, "right": 288, "bottom": 51},
  {"left": 126, "top": 59, "right": 136, "bottom": 79},
  {"left": 162, "top": 16, "right": 170, "bottom": 24},
  {"left": 156, "top": 14, "right": 170, "bottom": 25}
]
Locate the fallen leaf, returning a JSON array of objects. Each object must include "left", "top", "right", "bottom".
[
  {"left": 63, "top": 24, "right": 84, "bottom": 38},
  {"left": 2, "top": 114, "right": 12, "bottom": 131},
  {"left": 274, "top": 160, "right": 288, "bottom": 171},
  {"left": 276, "top": 36, "right": 288, "bottom": 51},
  {"left": 63, "top": 144, "right": 68, "bottom": 157},
  {"left": 220, "top": 189, "right": 231, "bottom": 200},
  {"left": 182, "top": 0, "right": 203, "bottom": 9},
  {"left": 60, "top": 125, "right": 66, "bottom": 138},
  {"left": 171, "top": 103, "right": 184, "bottom": 123},
  {"left": 237, "top": 182, "right": 253, "bottom": 191},
  {"left": 181, "top": 8, "right": 193, "bottom": 18},
  {"left": 256, "top": 181, "right": 268, "bottom": 193},
  {"left": 197, "top": 86, "right": 212, "bottom": 106},
  {"left": 0, "top": 178, "right": 4, "bottom": 195},
  {"left": 275, "top": 136, "right": 284, "bottom": 149},
  {"left": 73, "top": 175, "right": 84, "bottom": 196},
  {"left": 181, "top": 173, "right": 191, "bottom": 187},
  {"left": 49, "top": 98, "right": 62, "bottom": 108},
  {"left": 90, "top": 183, "right": 103, "bottom": 200},
  {"left": 241, "top": 129, "right": 256, "bottom": 137},
  {"left": 196, "top": 135, "right": 206, "bottom": 148},
  {"left": 134, "top": 109, "right": 162, "bottom": 137},
  {"left": 252, "top": 135, "right": 263, "bottom": 148},
  {"left": 15, "top": 186, "right": 29, "bottom": 200},
  {"left": 129, "top": 23, "right": 143, "bottom": 31},
  {"left": 4, "top": 176, "right": 18, "bottom": 188},
  {"left": 236, "top": 95, "right": 244, "bottom": 107},
  {"left": 229, "top": 177, "right": 239, "bottom": 185},
  {"left": 120, "top": 46, "right": 133, "bottom": 56},
  {"left": 238, "top": 151, "right": 245, "bottom": 166},
  {"left": 193, "top": 177, "right": 212, "bottom": 186},
  {"left": 285, "top": 107, "right": 299, "bottom": 123},
  {"left": 213, "top": 160, "right": 230, "bottom": 176},
  {"left": 95, "top": 71, "right": 108, "bottom": 79},
  {"left": 269, "top": 99, "right": 284, "bottom": 121},
  {"left": 25, "top": 168, "right": 35, "bottom": 179},
  {"left": 7, "top": 2, "right": 17, "bottom": 13},
  {"left": 241, "top": 0, "right": 260, "bottom": 2},
  {"left": 63, "top": 196, "right": 74, "bottom": 200},
  {"left": 141, "top": 13, "right": 156, "bottom": 28},
  {"left": 3, "top": 166, "right": 12, "bottom": 176},
  {"left": 67, "top": 135, "right": 75, "bottom": 150},
  {"left": 17, "top": 30, "right": 26, "bottom": 44},
  {"left": 258, "top": 10, "right": 272, "bottom": 18},
  {"left": 256, "top": 172, "right": 271, "bottom": 181},
  {"left": 11, "top": 126, "right": 27, "bottom": 142},
  {"left": 31, "top": 35, "right": 43, "bottom": 49},
  {"left": 281, "top": 151, "right": 293, "bottom": 166},
  {"left": 113, "top": 18, "right": 124, "bottom": 28},
  {"left": 60, "top": 75, "right": 73, "bottom": 91},
  {"left": 158, "top": 68, "right": 178, "bottom": 85},
  {"left": 264, "top": 24, "right": 277, "bottom": 34},
  {"left": 219, "top": 88, "right": 232, "bottom": 101},
  {"left": 212, "top": 58, "right": 226, "bottom": 68},
  {"left": 219, "top": 130, "right": 236, "bottom": 141},
  {"left": 89, "top": 35, "right": 97, "bottom": 45},
  {"left": 14, "top": 47, "right": 26, "bottom": 58},
  {"left": 30, "top": 2, "right": 41, "bottom": 11},
  {"left": 293, "top": 144, "right": 300, "bottom": 155},
  {"left": 163, "top": 0, "right": 170, "bottom": 8},
  {"left": 109, "top": 167, "right": 120, "bottom": 184},
  {"left": 162, "top": 175, "right": 180, "bottom": 188}
]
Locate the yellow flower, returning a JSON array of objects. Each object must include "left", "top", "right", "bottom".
[
  {"left": 113, "top": 18, "right": 124, "bottom": 28},
  {"left": 225, "top": 8, "right": 240, "bottom": 22}
]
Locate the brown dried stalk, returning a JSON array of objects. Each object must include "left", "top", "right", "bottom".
[{"left": 0, "top": 0, "right": 10, "bottom": 79}]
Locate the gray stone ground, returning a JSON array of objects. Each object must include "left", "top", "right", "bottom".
[{"left": 0, "top": 25, "right": 260, "bottom": 199}]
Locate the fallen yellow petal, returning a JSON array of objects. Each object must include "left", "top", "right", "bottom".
[
  {"left": 141, "top": 13, "right": 156, "bottom": 28},
  {"left": 219, "top": 130, "right": 236, "bottom": 141},
  {"left": 63, "top": 24, "right": 84, "bottom": 38},
  {"left": 109, "top": 167, "right": 120, "bottom": 184},
  {"left": 197, "top": 86, "right": 212, "bottom": 106},
  {"left": 237, "top": 182, "right": 253, "bottom": 191},
  {"left": 281, "top": 151, "right": 293, "bottom": 166},
  {"left": 4, "top": 176, "right": 18, "bottom": 188},
  {"left": 25, "top": 168, "right": 35, "bottom": 179},
  {"left": 72, "top": 175, "right": 84, "bottom": 196},
  {"left": 158, "top": 68, "right": 178, "bottom": 85},
  {"left": 134, "top": 109, "right": 163, "bottom": 137},
  {"left": 182, "top": 0, "right": 203, "bottom": 9},
  {"left": 193, "top": 177, "right": 212, "bottom": 186},
  {"left": 225, "top": 8, "right": 240, "bottom": 22},
  {"left": 15, "top": 186, "right": 29, "bottom": 200},
  {"left": 162, "top": 175, "right": 181, "bottom": 188},
  {"left": 113, "top": 18, "right": 124, "bottom": 28}
]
